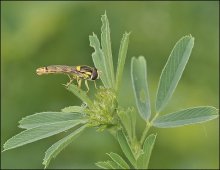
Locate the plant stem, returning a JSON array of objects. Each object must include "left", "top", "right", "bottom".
[
  {"left": 140, "top": 122, "right": 151, "bottom": 146},
  {"left": 140, "top": 112, "right": 160, "bottom": 146}
]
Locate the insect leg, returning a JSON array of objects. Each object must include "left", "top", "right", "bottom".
[
  {"left": 77, "top": 77, "right": 82, "bottom": 89},
  {"left": 63, "top": 74, "right": 74, "bottom": 87},
  {"left": 94, "top": 81, "right": 98, "bottom": 89},
  {"left": 85, "top": 80, "right": 89, "bottom": 93},
  {"left": 67, "top": 74, "right": 72, "bottom": 80}
]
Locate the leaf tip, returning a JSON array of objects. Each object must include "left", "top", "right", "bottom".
[
  {"left": 101, "top": 11, "right": 108, "bottom": 21},
  {"left": 104, "top": 10, "right": 107, "bottom": 16},
  {"left": 125, "top": 31, "right": 131, "bottom": 36},
  {"left": 42, "top": 158, "right": 49, "bottom": 169},
  {"left": 2, "top": 141, "right": 11, "bottom": 152},
  {"left": 1, "top": 149, "right": 6, "bottom": 153},
  {"left": 106, "top": 152, "right": 111, "bottom": 157},
  {"left": 17, "top": 125, "right": 23, "bottom": 129},
  {"left": 186, "top": 34, "right": 195, "bottom": 44}
]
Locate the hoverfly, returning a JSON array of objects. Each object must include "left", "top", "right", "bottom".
[{"left": 36, "top": 65, "right": 99, "bottom": 92}]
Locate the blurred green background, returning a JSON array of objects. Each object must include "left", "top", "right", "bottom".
[{"left": 1, "top": 1, "right": 219, "bottom": 169}]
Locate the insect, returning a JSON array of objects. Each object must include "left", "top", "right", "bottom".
[{"left": 36, "top": 65, "right": 99, "bottom": 92}]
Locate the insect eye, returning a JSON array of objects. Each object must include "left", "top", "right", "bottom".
[{"left": 91, "top": 68, "right": 99, "bottom": 80}]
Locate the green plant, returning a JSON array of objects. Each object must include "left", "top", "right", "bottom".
[{"left": 3, "top": 12, "right": 219, "bottom": 169}]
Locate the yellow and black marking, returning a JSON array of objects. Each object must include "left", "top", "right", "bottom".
[{"left": 36, "top": 65, "right": 99, "bottom": 92}]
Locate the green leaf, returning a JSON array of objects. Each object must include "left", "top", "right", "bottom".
[
  {"left": 137, "top": 134, "right": 157, "bottom": 169},
  {"left": 115, "top": 32, "right": 130, "bottom": 92},
  {"left": 66, "top": 84, "right": 93, "bottom": 107},
  {"left": 107, "top": 152, "right": 130, "bottom": 169},
  {"left": 117, "top": 130, "right": 136, "bottom": 168},
  {"left": 118, "top": 108, "right": 136, "bottom": 142},
  {"left": 156, "top": 35, "right": 194, "bottom": 113},
  {"left": 101, "top": 12, "right": 115, "bottom": 87},
  {"left": 107, "top": 160, "right": 121, "bottom": 169},
  {"left": 19, "top": 112, "right": 83, "bottom": 129},
  {"left": 96, "top": 160, "right": 119, "bottom": 169},
  {"left": 89, "top": 33, "right": 111, "bottom": 88},
  {"left": 43, "top": 125, "right": 87, "bottom": 168},
  {"left": 3, "top": 119, "right": 85, "bottom": 151},
  {"left": 61, "top": 106, "right": 84, "bottom": 113},
  {"left": 131, "top": 56, "right": 151, "bottom": 120},
  {"left": 96, "top": 161, "right": 113, "bottom": 169},
  {"left": 153, "top": 106, "right": 219, "bottom": 128}
]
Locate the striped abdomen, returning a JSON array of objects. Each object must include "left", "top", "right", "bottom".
[{"left": 36, "top": 65, "right": 77, "bottom": 75}]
